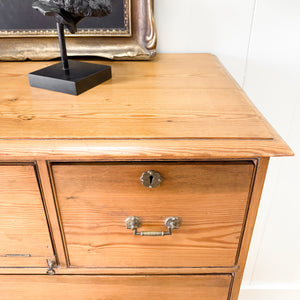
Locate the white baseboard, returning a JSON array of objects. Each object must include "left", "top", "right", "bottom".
[{"left": 239, "top": 289, "right": 300, "bottom": 300}]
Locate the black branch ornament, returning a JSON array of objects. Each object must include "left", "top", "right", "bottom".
[{"left": 28, "top": 0, "right": 113, "bottom": 95}]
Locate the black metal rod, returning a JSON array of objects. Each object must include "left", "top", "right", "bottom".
[{"left": 56, "top": 22, "right": 69, "bottom": 71}]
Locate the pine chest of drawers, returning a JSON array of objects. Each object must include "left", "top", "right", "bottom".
[{"left": 0, "top": 54, "right": 292, "bottom": 300}]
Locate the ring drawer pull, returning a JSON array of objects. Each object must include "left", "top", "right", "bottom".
[{"left": 125, "top": 216, "right": 182, "bottom": 236}]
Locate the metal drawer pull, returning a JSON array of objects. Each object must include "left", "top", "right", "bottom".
[{"left": 125, "top": 216, "right": 182, "bottom": 236}]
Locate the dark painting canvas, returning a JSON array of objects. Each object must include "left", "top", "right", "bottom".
[{"left": 0, "top": 0, "right": 130, "bottom": 35}]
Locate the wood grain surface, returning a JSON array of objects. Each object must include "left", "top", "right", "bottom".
[
  {"left": 0, "top": 54, "right": 293, "bottom": 160},
  {"left": 0, "top": 265, "right": 238, "bottom": 275},
  {"left": 52, "top": 161, "right": 254, "bottom": 268},
  {"left": 0, "top": 164, "right": 54, "bottom": 267},
  {"left": 0, "top": 139, "right": 293, "bottom": 161},
  {"left": 231, "top": 158, "right": 269, "bottom": 300},
  {"left": 0, "top": 54, "right": 273, "bottom": 139},
  {"left": 0, "top": 274, "right": 232, "bottom": 300},
  {"left": 36, "top": 161, "right": 67, "bottom": 267}
]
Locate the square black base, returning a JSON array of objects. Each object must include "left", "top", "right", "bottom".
[{"left": 28, "top": 60, "right": 112, "bottom": 95}]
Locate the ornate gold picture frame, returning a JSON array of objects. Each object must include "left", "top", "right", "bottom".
[{"left": 0, "top": 0, "right": 156, "bottom": 61}]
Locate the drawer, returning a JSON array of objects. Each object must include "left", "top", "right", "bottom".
[
  {"left": 52, "top": 162, "right": 254, "bottom": 268},
  {"left": 0, "top": 274, "right": 232, "bottom": 300},
  {"left": 0, "top": 164, "right": 54, "bottom": 267}
]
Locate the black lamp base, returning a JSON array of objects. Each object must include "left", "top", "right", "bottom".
[{"left": 28, "top": 60, "right": 112, "bottom": 95}]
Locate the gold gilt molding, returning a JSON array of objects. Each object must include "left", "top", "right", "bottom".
[
  {"left": 0, "top": 0, "right": 156, "bottom": 61},
  {"left": 146, "top": 0, "right": 157, "bottom": 51}
]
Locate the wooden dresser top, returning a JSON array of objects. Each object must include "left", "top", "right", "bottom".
[{"left": 0, "top": 54, "right": 292, "bottom": 160}]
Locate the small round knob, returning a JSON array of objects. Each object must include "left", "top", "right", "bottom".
[{"left": 140, "top": 170, "right": 163, "bottom": 188}]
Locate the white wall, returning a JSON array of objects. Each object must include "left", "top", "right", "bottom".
[{"left": 155, "top": 1, "right": 300, "bottom": 299}]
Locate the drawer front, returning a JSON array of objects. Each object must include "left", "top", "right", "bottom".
[
  {"left": 0, "top": 275, "right": 232, "bottom": 300},
  {"left": 0, "top": 165, "right": 54, "bottom": 267},
  {"left": 52, "top": 162, "right": 254, "bottom": 268}
]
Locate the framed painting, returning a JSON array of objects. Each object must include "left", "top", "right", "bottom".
[{"left": 0, "top": 0, "right": 156, "bottom": 61}]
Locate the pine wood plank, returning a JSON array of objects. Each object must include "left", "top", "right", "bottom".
[
  {"left": 0, "top": 266, "right": 238, "bottom": 275},
  {"left": 0, "top": 88, "right": 272, "bottom": 139},
  {"left": 0, "top": 138, "right": 293, "bottom": 161},
  {"left": 0, "top": 275, "right": 232, "bottom": 300},
  {"left": 0, "top": 54, "right": 292, "bottom": 159}
]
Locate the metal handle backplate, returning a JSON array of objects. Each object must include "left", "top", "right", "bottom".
[
  {"left": 125, "top": 216, "right": 182, "bottom": 236},
  {"left": 140, "top": 170, "right": 163, "bottom": 188}
]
